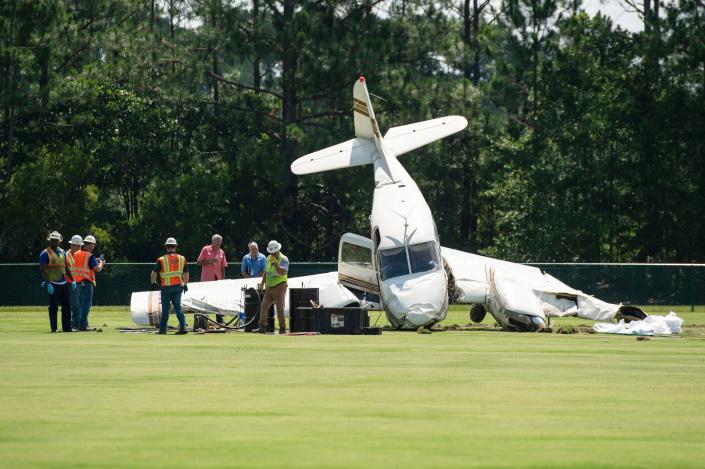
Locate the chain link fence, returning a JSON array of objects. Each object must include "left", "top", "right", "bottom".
[
  {"left": 532, "top": 263, "right": 705, "bottom": 307},
  {"left": 0, "top": 262, "right": 336, "bottom": 307},
  {"left": 2, "top": 262, "right": 703, "bottom": 308}
]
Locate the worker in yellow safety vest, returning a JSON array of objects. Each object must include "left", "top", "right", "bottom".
[
  {"left": 38, "top": 231, "right": 77, "bottom": 332},
  {"left": 254, "top": 240, "right": 289, "bottom": 334},
  {"left": 150, "top": 237, "right": 190, "bottom": 335}
]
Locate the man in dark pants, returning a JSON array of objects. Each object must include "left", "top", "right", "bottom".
[
  {"left": 151, "top": 237, "right": 190, "bottom": 335},
  {"left": 39, "top": 231, "right": 77, "bottom": 332}
]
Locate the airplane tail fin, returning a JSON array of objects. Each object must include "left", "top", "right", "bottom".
[
  {"left": 291, "top": 76, "right": 383, "bottom": 176},
  {"left": 290, "top": 77, "right": 467, "bottom": 177},
  {"left": 353, "top": 77, "right": 383, "bottom": 142}
]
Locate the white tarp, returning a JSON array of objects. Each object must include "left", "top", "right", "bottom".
[
  {"left": 592, "top": 312, "right": 684, "bottom": 336},
  {"left": 130, "top": 272, "right": 360, "bottom": 327}
]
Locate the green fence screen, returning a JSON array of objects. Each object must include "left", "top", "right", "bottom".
[{"left": 1, "top": 262, "right": 703, "bottom": 307}]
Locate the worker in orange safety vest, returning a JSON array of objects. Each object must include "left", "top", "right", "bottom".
[
  {"left": 150, "top": 237, "right": 190, "bottom": 335},
  {"left": 67, "top": 235, "right": 84, "bottom": 330},
  {"left": 72, "top": 235, "right": 105, "bottom": 331}
]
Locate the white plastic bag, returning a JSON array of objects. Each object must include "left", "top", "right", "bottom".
[{"left": 592, "top": 312, "right": 684, "bottom": 336}]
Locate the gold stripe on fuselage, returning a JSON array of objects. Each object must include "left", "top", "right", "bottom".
[
  {"left": 338, "top": 273, "right": 380, "bottom": 294},
  {"left": 353, "top": 98, "right": 369, "bottom": 117},
  {"left": 371, "top": 118, "right": 380, "bottom": 137},
  {"left": 353, "top": 105, "right": 369, "bottom": 117}
]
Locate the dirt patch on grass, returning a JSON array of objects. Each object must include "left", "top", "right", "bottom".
[
  {"left": 680, "top": 324, "right": 705, "bottom": 338},
  {"left": 431, "top": 323, "right": 502, "bottom": 332}
]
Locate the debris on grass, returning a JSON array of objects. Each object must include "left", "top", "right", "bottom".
[
  {"left": 417, "top": 326, "right": 432, "bottom": 334},
  {"left": 555, "top": 326, "right": 578, "bottom": 334},
  {"left": 636, "top": 336, "right": 651, "bottom": 341}
]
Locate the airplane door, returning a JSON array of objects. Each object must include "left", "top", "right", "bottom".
[{"left": 338, "top": 233, "right": 380, "bottom": 300}]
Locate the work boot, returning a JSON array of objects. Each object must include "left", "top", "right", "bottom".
[
  {"left": 279, "top": 328, "right": 286, "bottom": 335},
  {"left": 157, "top": 330, "right": 167, "bottom": 335},
  {"left": 175, "top": 329, "right": 188, "bottom": 335},
  {"left": 254, "top": 325, "right": 267, "bottom": 334}
]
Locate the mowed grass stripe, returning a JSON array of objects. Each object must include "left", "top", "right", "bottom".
[{"left": 1, "top": 307, "right": 704, "bottom": 467}]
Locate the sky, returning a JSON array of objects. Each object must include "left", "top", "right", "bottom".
[
  {"left": 583, "top": 0, "right": 644, "bottom": 32},
  {"left": 183, "top": 1, "right": 647, "bottom": 34}
]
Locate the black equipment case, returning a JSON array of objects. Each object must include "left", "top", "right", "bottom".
[
  {"left": 243, "top": 287, "right": 274, "bottom": 332},
  {"left": 296, "top": 307, "right": 369, "bottom": 335},
  {"left": 288, "top": 288, "right": 320, "bottom": 333}
]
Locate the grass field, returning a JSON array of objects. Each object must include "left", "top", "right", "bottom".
[{"left": 1, "top": 305, "right": 705, "bottom": 468}]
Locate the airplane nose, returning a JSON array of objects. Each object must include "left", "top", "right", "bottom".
[{"left": 381, "top": 270, "right": 448, "bottom": 329}]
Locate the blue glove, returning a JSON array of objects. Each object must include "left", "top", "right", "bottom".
[
  {"left": 47, "top": 283, "right": 54, "bottom": 295},
  {"left": 71, "top": 281, "right": 77, "bottom": 291},
  {"left": 40, "top": 281, "right": 46, "bottom": 289}
]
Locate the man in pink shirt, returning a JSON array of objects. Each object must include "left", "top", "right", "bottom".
[{"left": 197, "top": 234, "right": 228, "bottom": 323}]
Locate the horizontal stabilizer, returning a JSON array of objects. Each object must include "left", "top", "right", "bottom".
[
  {"left": 384, "top": 116, "right": 467, "bottom": 157},
  {"left": 291, "top": 138, "right": 376, "bottom": 175}
]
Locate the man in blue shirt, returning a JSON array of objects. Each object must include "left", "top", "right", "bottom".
[{"left": 241, "top": 241, "right": 266, "bottom": 279}]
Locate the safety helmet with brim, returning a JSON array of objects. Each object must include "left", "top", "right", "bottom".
[
  {"left": 267, "top": 240, "right": 281, "bottom": 254},
  {"left": 69, "top": 235, "right": 83, "bottom": 246},
  {"left": 47, "top": 231, "right": 62, "bottom": 241},
  {"left": 84, "top": 235, "right": 96, "bottom": 244},
  {"left": 164, "top": 237, "right": 178, "bottom": 246}
]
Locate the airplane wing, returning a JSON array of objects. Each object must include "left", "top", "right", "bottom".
[
  {"left": 129, "top": 272, "right": 361, "bottom": 326},
  {"left": 291, "top": 138, "right": 376, "bottom": 175},
  {"left": 441, "top": 247, "right": 625, "bottom": 326},
  {"left": 384, "top": 116, "right": 468, "bottom": 157}
]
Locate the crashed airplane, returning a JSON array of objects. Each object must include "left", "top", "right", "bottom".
[{"left": 130, "top": 77, "right": 643, "bottom": 331}]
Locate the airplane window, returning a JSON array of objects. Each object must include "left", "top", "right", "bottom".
[
  {"left": 408, "top": 241, "right": 441, "bottom": 274},
  {"left": 341, "top": 243, "right": 372, "bottom": 268},
  {"left": 378, "top": 247, "right": 410, "bottom": 281}
]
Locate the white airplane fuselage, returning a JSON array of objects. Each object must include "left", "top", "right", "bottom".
[
  {"left": 290, "top": 77, "right": 466, "bottom": 329},
  {"left": 370, "top": 151, "right": 449, "bottom": 329}
]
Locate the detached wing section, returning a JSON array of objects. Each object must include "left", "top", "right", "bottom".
[
  {"left": 291, "top": 138, "right": 376, "bottom": 175},
  {"left": 442, "top": 247, "right": 627, "bottom": 328},
  {"left": 384, "top": 116, "right": 468, "bottom": 157}
]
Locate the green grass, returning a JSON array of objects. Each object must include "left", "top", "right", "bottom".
[{"left": 1, "top": 306, "right": 705, "bottom": 468}]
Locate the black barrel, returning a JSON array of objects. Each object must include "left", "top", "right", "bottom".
[
  {"left": 289, "top": 288, "right": 319, "bottom": 332},
  {"left": 243, "top": 287, "right": 274, "bottom": 332}
]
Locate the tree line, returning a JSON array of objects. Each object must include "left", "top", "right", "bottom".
[{"left": 1, "top": 0, "right": 703, "bottom": 263}]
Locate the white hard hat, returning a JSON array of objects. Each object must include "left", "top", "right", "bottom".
[
  {"left": 165, "top": 237, "right": 178, "bottom": 246},
  {"left": 267, "top": 240, "right": 281, "bottom": 254},
  {"left": 47, "top": 231, "right": 62, "bottom": 241},
  {"left": 83, "top": 235, "right": 96, "bottom": 244},
  {"left": 69, "top": 235, "right": 83, "bottom": 246}
]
